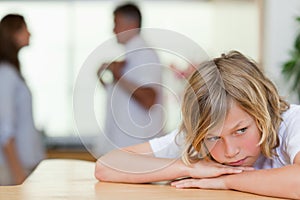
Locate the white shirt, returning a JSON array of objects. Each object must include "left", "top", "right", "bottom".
[
  {"left": 0, "top": 63, "right": 45, "bottom": 170},
  {"left": 149, "top": 104, "right": 300, "bottom": 169},
  {"left": 254, "top": 104, "right": 300, "bottom": 169},
  {"left": 103, "top": 35, "right": 163, "bottom": 149}
]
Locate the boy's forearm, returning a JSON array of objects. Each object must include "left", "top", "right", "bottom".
[
  {"left": 95, "top": 149, "right": 188, "bottom": 183},
  {"left": 224, "top": 165, "right": 300, "bottom": 199}
]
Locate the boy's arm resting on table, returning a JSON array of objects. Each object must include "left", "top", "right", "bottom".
[
  {"left": 94, "top": 142, "right": 252, "bottom": 183},
  {"left": 225, "top": 152, "right": 300, "bottom": 199},
  {"left": 94, "top": 142, "right": 187, "bottom": 183},
  {"left": 172, "top": 152, "right": 300, "bottom": 200}
]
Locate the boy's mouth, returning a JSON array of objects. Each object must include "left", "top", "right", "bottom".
[{"left": 227, "top": 157, "right": 248, "bottom": 166}]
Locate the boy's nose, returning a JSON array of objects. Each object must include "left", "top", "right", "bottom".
[{"left": 224, "top": 139, "right": 240, "bottom": 158}]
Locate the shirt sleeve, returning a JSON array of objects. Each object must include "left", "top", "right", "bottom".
[
  {"left": 0, "top": 67, "right": 18, "bottom": 145},
  {"left": 149, "top": 129, "right": 184, "bottom": 159},
  {"left": 281, "top": 105, "right": 300, "bottom": 163}
]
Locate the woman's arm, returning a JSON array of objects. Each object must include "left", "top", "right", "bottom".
[
  {"left": 2, "top": 138, "right": 27, "bottom": 184},
  {"left": 0, "top": 68, "right": 27, "bottom": 184},
  {"left": 95, "top": 142, "right": 250, "bottom": 183},
  {"left": 172, "top": 152, "right": 300, "bottom": 199}
]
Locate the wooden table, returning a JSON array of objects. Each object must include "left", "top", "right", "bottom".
[{"left": 0, "top": 159, "right": 284, "bottom": 200}]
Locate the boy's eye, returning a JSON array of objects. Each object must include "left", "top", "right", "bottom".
[
  {"left": 205, "top": 136, "right": 221, "bottom": 142},
  {"left": 236, "top": 127, "right": 247, "bottom": 135}
]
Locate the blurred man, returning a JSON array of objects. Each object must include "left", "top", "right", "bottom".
[{"left": 97, "top": 3, "right": 163, "bottom": 152}]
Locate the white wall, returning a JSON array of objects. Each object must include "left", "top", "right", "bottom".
[
  {"left": 263, "top": 0, "right": 300, "bottom": 104},
  {"left": 211, "top": 0, "right": 259, "bottom": 60}
]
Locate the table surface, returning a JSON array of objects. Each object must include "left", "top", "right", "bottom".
[{"left": 0, "top": 159, "right": 284, "bottom": 200}]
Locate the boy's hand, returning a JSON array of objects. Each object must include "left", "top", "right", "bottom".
[
  {"left": 171, "top": 176, "right": 228, "bottom": 190},
  {"left": 188, "top": 159, "right": 254, "bottom": 178}
]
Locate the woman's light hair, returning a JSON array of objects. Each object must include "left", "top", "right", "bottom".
[{"left": 179, "top": 51, "right": 289, "bottom": 165}]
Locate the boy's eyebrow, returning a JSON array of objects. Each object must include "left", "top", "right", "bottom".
[
  {"left": 230, "top": 120, "right": 244, "bottom": 131},
  {"left": 206, "top": 119, "right": 251, "bottom": 137}
]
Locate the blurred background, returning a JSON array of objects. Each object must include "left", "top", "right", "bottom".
[{"left": 0, "top": 0, "right": 298, "bottom": 160}]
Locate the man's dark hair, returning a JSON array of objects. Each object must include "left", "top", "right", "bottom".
[{"left": 113, "top": 3, "right": 142, "bottom": 28}]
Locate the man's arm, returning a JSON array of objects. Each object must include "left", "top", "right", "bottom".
[
  {"left": 117, "top": 78, "right": 156, "bottom": 110},
  {"left": 99, "top": 61, "right": 156, "bottom": 110}
]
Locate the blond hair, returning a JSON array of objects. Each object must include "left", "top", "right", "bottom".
[{"left": 179, "top": 51, "right": 289, "bottom": 164}]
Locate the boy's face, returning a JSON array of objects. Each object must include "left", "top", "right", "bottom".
[{"left": 204, "top": 102, "right": 261, "bottom": 167}]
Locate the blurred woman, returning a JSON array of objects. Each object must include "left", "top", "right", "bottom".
[{"left": 0, "top": 14, "right": 45, "bottom": 185}]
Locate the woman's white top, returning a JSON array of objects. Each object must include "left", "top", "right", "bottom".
[
  {"left": 0, "top": 62, "right": 44, "bottom": 170},
  {"left": 149, "top": 104, "right": 300, "bottom": 169}
]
